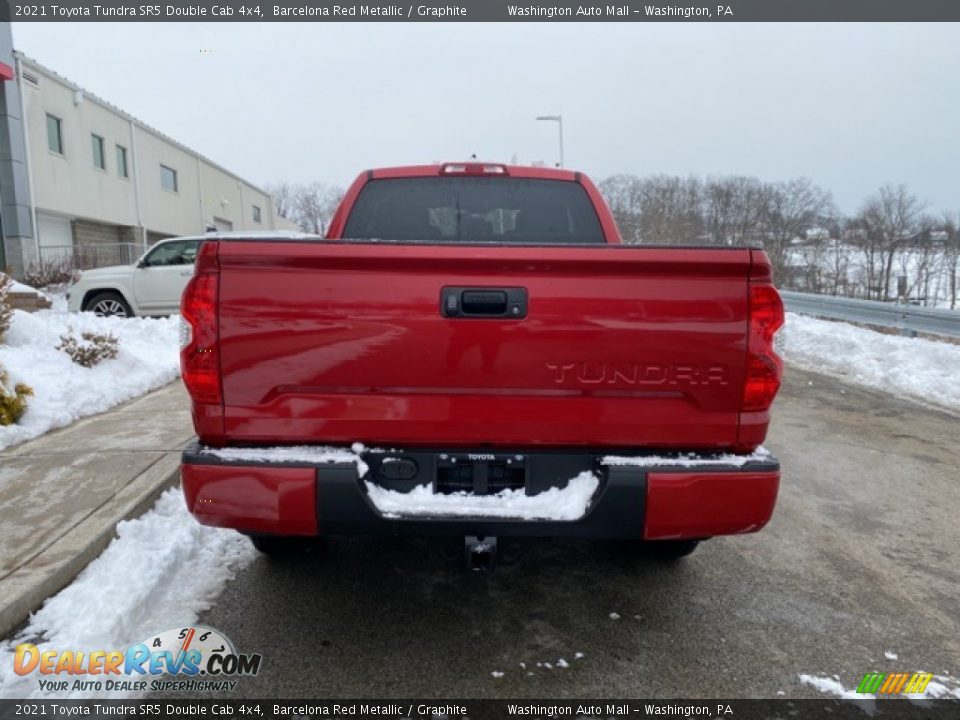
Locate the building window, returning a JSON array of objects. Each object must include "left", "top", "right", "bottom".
[
  {"left": 91, "top": 134, "right": 106, "bottom": 170},
  {"left": 252, "top": 205, "right": 262, "bottom": 223},
  {"left": 116, "top": 145, "right": 129, "bottom": 178},
  {"left": 160, "top": 164, "right": 178, "bottom": 193},
  {"left": 46, "top": 113, "right": 63, "bottom": 154}
]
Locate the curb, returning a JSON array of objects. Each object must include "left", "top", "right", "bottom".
[{"left": 0, "top": 453, "right": 181, "bottom": 639}]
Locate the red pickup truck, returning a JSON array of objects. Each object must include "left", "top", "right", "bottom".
[{"left": 179, "top": 163, "right": 784, "bottom": 566}]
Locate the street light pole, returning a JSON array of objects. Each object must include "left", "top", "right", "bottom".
[{"left": 535, "top": 115, "right": 564, "bottom": 168}]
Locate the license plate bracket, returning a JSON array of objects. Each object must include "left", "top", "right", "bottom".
[{"left": 435, "top": 452, "right": 527, "bottom": 495}]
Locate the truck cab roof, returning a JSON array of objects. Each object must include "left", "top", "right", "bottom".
[{"left": 367, "top": 163, "right": 580, "bottom": 182}]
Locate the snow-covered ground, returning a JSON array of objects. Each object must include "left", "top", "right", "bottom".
[
  {"left": 779, "top": 312, "right": 960, "bottom": 412},
  {"left": 0, "top": 488, "right": 255, "bottom": 700},
  {"left": 0, "top": 303, "right": 180, "bottom": 451},
  {"left": 798, "top": 674, "right": 864, "bottom": 700},
  {"left": 787, "top": 242, "right": 959, "bottom": 309}
]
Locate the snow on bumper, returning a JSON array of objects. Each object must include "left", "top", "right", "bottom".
[
  {"left": 180, "top": 443, "right": 780, "bottom": 539},
  {"left": 365, "top": 471, "right": 600, "bottom": 521}
]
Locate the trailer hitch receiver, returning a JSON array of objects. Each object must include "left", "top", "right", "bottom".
[{"left": 465, "top": 535, "right": 497, "bottom": 572}]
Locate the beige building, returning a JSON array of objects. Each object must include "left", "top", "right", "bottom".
[{"left": 1, "top": 44, "right": 296, "bottom": 275}]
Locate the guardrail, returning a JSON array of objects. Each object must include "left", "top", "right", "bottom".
[{"left": 781, "top": 290, "right": 960, "bottom": 338}]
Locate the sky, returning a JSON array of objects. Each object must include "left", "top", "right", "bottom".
[{"left": 11, "top": 22, "right": 959, "bottom": 214}]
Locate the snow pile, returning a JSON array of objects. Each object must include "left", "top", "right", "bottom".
[
  {"left": 0, "top": 488, "right": 255, "bottom": 700},
  {"left": 43, "top": 290, "right": 69, "bottom": 314},
  {"left": 199, "top": 443, "right": 370, "bottom": 478},
  {"left": 781, "top": 312, "right": 960, "bottom": 411},
  {"left": 800, "top": 672, "right": 960, "bottom": 700},
  {"left": 0, "top": 308, "right": 179, "bottom": 451},
  {"left": 603, "top": 446, "right": 771, "bottom": 468},
  {"left": 925, "top": 676, "right": 960, "bottom": 699},
  {"left": 365, "top": 470, "right": 599, "bottom": 520},
  {"left": 799, "top": 674, "right": 863, "bottom": 700},
  {"left": 7, "top": 280, "right": 50, "bottom": 300}
]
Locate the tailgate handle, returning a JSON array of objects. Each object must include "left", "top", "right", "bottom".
[
  {"left": 463, "top": 290, "right": 506, "bottom": 314},
  {"left": 441, "top": 287, "right": 527, "bottom": 319}
]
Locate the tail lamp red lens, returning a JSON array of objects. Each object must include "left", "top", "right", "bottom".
[
  {"left": 742, "top": 284, "right": 785, "bottom": 412},
  {"left": 180, "top": 244, "right": 221, "bottom": 405}
]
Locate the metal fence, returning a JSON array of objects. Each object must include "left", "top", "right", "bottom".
[
  {"left": 37, "top": 243, "right": 143, "bottom": 271},
  {"left": 781, "top": 290, "right": 960, "bottom": 339}
]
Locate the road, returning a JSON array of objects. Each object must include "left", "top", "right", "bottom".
[{"left": 191, "top": 367, "right": 960, "bottom": 698}]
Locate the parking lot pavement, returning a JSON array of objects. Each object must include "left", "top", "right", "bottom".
[
  {"left": 186, "top": 367, "right": 960, "bottom": 698},
  {"left": 0, "top": 382, "right": 191, "bottom": 638}
]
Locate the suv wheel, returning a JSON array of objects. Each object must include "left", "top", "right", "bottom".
[{"left": 85, "top": 291, "right": 133, "bottom": 318}]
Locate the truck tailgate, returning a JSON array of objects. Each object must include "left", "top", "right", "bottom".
[{"left": 216, "top": 241, "right": 751, "bottom": 449}]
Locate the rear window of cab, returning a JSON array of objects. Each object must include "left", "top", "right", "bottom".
[{"left": 342, "top": 177, "right": 605, "bottom": 244}]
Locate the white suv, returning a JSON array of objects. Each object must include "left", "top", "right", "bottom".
[{"left": 67, "top": 236, "right": 202, "bottom": 317}]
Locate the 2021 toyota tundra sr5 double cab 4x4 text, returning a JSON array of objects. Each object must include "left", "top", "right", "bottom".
[{"left": 178, "top": 162, "right": 784, "bottom": 566}]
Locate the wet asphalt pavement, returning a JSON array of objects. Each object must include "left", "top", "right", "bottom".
[{"left": 190, "top": 367, "right": 960, "bottom": 698}]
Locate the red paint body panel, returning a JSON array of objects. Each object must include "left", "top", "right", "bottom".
[
  {"left": 211, "top": 242, "right": 754, "bottom": 449},
  {"left": 181, "top": 464, "right": 317, "bottom": 535},
  {"left": 644, "top": 470, "right": 780, "bottom": 540}
]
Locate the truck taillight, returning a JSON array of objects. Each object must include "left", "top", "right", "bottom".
[
  {"left": 742, "top": 284, "right": 784, "bottom": 412},
  {"left": 180, "top": 244, "right": 221, "bottom": 405}
]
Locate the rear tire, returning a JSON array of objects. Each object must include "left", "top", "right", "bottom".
[
  {"left": 634, "top": 539, "right": 701, "bottom": 561},
  {"left": 249, "top": 534, "right": 319, "bottom": 557},
  {"left": 85, "top": 291, "right": 133, "bottom": 318}
]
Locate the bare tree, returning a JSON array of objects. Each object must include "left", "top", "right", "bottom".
[
  {"left": 941, "top": 212, "right": 959, "bottom": 309},
  {"left": 704, "top": 176, "right": 767, "bottom": 247},
  {"left": 822, "top": 217, "right": 854, "bottom": 296},
  {"left": 595, "top": 174, "right": 960, "bottom": 305},
  {"left": 633, "top": 175, "right": 704, "bottom": 245},
  {"left": 761, "top": 178, "right": 835, "bottom": 286},
  {"left": 896, "top": 216, "right": 943, "bottom": 305},
  {"left": 597, "top": 174, "right": 643, "bottom": 243},
  {"left": 292, "top": 183, "right": 345, "bottom": 235},
  {"left": 265, "top": 182, "right": 295, "bottom": 220},
  {"left": 852, "top": 184, "right": 927, "bottom": 300},
  {"left": 598, "top": 174, "right": 713, "bottom": 245},
  {"left": 601, "top": 173, "right": 829, "bottom": 257}
]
